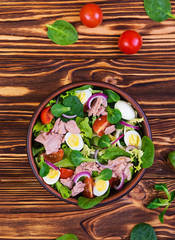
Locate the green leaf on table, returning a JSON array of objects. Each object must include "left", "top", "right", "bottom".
[
  {"left": 94, "top": 169, "right": 112, "bottom": 181},
  {"left": 56, "top": 233, "right": 79, "bottom": 240},
  {"left": 46, "top": 20, "right": 78, "bottom": 45},
  {"left": 141, "top": 136, "right": 155, "bottom": 168},
  {"left": 147, "top": 198, "right": 169, "bottom": 209},
  {"left": 130, "top": 223, "right": 157, "bottom": 240},
  {"left": 107, "top": 106, "right": 121, "bottom": 124},
  {"left": 104, "top": 89, "right": 120, "bottom": 103},
  {"left": 155, "top": 184, "right": 171, "bottom": 200},
  {"left": 168, "top": 151, "right": 175, "bottom": 168},
  {"left": 98, "top": 135, "right": 111, "bottom": 148}
]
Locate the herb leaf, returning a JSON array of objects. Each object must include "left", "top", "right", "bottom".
[
  {"left": 51, "top": 103, "right": 70, "bottom": 118},
  {"left": 98, "top": 135, "right": 111, "bottom": 148},
  {"left": 94, "top": 169, "right": 112, "bottom": 181},
  {"left": 107, "top": 106, "right": 121, "bottom": 124},
  {"left": 141, "top": 136, "right": 155, "bottom": 168},
  {"left": 56, "top": 233, "right": 79, "bottom": 240},
  {"left": 130, "top": 223, "right": 157, "bottom": 240},
  {"left": 104, "top": 89, "right": 120, "bottom": 103},
  {"left": 46, "top": 20, "right": 78, "bottom": 45}
]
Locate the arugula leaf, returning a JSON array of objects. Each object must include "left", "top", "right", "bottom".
[
  {"left": 46, "top": 20, "right": 78, "bottom": 45},
  {"left": 98, "top": 135, "right": 111, "bottom": 148},
  {"left": 168, "top": 151, "right": 175, "bottom": 168},
  {"left": 56, "top": 233, "right": 79, "bottom": 240},
  {"left": 76, "top": 117, "right": 93, "bottom": 139},
  {"left": 141, "top": 136, "right": 155, "bottom": 168},
  {"left": 51, "top": 103, "right": 70, "bottom": 118},
  {"left": 63, "top": 95, "right": 84, "bottom": 118},
  {"left": 130, "top": 223, "right": 157, "bottom": 240},
  {"left": 144, "top": 0, "right": 175, "bottom": 22},
  {"left": 55, "top": 181, "right": 71, "bottom": 199},
  {"left": 39, "top": 155, "right": 49, "bottom": 177},
  {"left": 107, "top": 106, "right": 121, "bottom": 124},
  {"left": 70, "top": 150, "right": 96, "bottom": 167},
  {"left": 77, "top": 187, "right": 110, "bottom": 209},
  {"left": 104, "top": 89, "right": 120, "bottom": 103},
  {"left": 94, "top": 169, "right": 112, "bottom": 181}
]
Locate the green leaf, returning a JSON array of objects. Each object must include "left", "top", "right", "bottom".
[
  {"left": 77, "top": 187, "right": 110, "bottom": 209},
  {"left": 39, "top": 155, "right": 49, "bottom": 177},
  {"left": 141, "top": 136, "right": 155, "bottom": 168},
  {"left": 170, "top": 190, "right": 175, "bottom": 202},
  {"left": 144, "top": 0, "right": 175, "bottom": 22},
  {"left": 55, "top": 158, "right": 75, "bottom": 168},
  {"left": 32, "top": 142, "right": 45, "bottom": 157},
  {"left": 45, "top": 99, "right": 57, "bottom": 107},
  {"left": 98, "top": 135, "right": 111, "bottom": 148},
  {"left": 33, "top": 119, "right": 54, "bottom": 134},
  {"left": 46, "top": 20, "right": 78, "bottom": 45},
  {"left": 104, "top": 89, "right": 120, "bottom": 103},
  {"left": 74, "top": 85, "right": 93, "bottom": 91},
  {"left": 63, "top": 95, "right": 84, "bottom": 118},
  {"left": 51, "top": 103, "right": 70, "bottom": 118},
  {"left": 147, "top": 198, "right": 169, "bottom": 209},
  {"left": 155, "top": 184, "right": 171, "bottom": 200},
  {"left": 107, "top": 106, "right": 121, "bottom": 124},
  {"left": 76, "top": 117, "right": 93, "bottom": 139},
  {"left": 130, "top": 223, "right": 157, "bottom": 240},
  {"left": 159, "top": 206, "right": 169, "bottom": 224},
  {"left": 99, "top": 147, "right": 130, "bottom": 163},
  {"left": 94, "top": 169, "right": 112, "bottom": 181},
  {"left": 70, "top": 150, "right": 96, "bottom": 167},
  {"left": 168, "top": 151, "right": 175, "bottom": 168},
  {"left": 56, "top": 233, "right": 79, "bottom": 240},
  {"left": 55, "top": 181, "right": 71, "bottom": 199}
]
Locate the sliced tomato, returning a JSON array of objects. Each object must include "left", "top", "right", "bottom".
[
  {"left": 43, "top": 149, "right": 64, "bottom": 163},
  {"left": 60, "top": 168, "right": 74, "bottom": 179},
  {"left": 109, "top": 177, "right": 120, "bottom": 188},
  {"left": 40, "top": 106, "right": 54, "bottom": 125},
  {"left": 82, "top": 177, "right": 94, "bottom": 198},
  {"left": 93, "top": 115, "right": 111, "bottom": 136}
]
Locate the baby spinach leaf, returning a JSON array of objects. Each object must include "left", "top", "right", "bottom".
[
  {"left": 77, "top": 187, "right": 110, "bottom": 209},
  {"left": 70, "top": 150, "right": 96, "bottom": 167},
  {"left": 141, "top": 136, "right": 155, "bottom": 168},
  {"left": 107, "top": 106, "right": 121, "bottom": 124},
  {"left": 46, "top": 20, "right": 78, "bottom": 45},
  {"left": 99, "top": 147, "right": 130, "bottom": 163},
  {"left": 168, "top": 150, "right": 175, "bottom": 168},
  {"left": 56, "top": 234, "right": 79, "bottom": 240},
  {"left": 76, "top": 117, "right": 93, "bottom": 139},
  {"left": 130, "top": 223, "right": 157, "bottom": 240},
  {"left": 104, "top": 89, "right": 120, "bottom": 103},
  {"left": 63, "top": 95, "right": 84, "bottom": 118},
  {"left": 144, "top": 0, "right": 175, "bottom": 22},
  {"left": 39, "top": 155, "right": 49, "bottom": 177},
  {"left": 51, "top": 103, "right": 70, "bottom": 118},
  {"left": 94, "top": 169, "right": 112, "bottom": 181},
  {"left": 55, "top": 181, "right": 71, "bottom": 199},
  {"left": 98, "top": 135, "right": 111, "bottom": 148}
]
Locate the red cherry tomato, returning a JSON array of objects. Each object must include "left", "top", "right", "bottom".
[
  {"left": 43, "top": 149, "right": 64, "bottom": 163},
  {"left": 109, "top": 177, "right": 120, "bottom": 188},
  {"left": 82, "top": 177, "right": 94, "bottom": 198},
  {"left": 118, "top": 30, "right": 142, "bottom": 54},
  {"left": 40, "top": 106, "right": 54, "bottom": 125},
  {"left": 93, "top": 115, "right": 111, "bottom": 136},
  {"left": 80, "top": 3, "right": 103, "bottom": 28},
  {"left": 60, "top": 168, "right": 74, "bottom": 179}
]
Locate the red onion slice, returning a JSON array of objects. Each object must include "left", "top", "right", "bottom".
[
  {"left": 94, "top": 149, "right": 99, "bottom": 159},
  {"left": 73, "top": 171, "right": 91, "bottom": 183},
  {"left": 111, "top": 134, "right": 124, "bottom": 145},
  {"left": 87, "top": 93, "right": 108, "bottom": 109},
  {"left": 62, "top": 114, "right": 77, "bottom": 119},
  {"left": 113, "top": 173, "right": 125, "bottom": 190},
  {"left": 44, "top": 160, "right": 59, "bottom": 170},
  {"left": 125, "top": 145, "right": 138, "bottom": 152},
  {"left": 96, "top": 161, "right": 115, "bottom": 169},
  {"left": 119, "top": 120, "right": 140, "bottom": 130}
]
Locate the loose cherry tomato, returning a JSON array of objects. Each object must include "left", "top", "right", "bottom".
[
  {"left": 43, "top": 149, "right": 64, "bottom": 163},
  {"left": 118, "top": 30, "right": 142, "bottom": 54},
  {"left": 40, "top": 106, "right": 54, "bottom": 125},
  {"left": 93, "top": 115, "right": 111, "bottom": 136},
  {"left": 80, "top": 3, "right": 103, "bottom": 28},
  {"left": 82, "top": 177, "right": 94, "bottom": 198},
  {"left": 60, "top": 168, "right": 74, "bottom": 179}
]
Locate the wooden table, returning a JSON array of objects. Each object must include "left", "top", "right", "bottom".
[{"left": 0, "top": 1, "right": 175, "bottom": 239}]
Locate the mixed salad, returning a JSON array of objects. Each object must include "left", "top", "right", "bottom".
[{"left": 32, "top": 84, "right": 154, "bottom": 209}]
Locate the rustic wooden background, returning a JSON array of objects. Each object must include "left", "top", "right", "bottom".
[{"left": 0, "top": 0, "right": 175, "bottom": 240}]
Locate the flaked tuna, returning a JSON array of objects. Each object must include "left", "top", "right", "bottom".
[
  {"left": 71, "top": 181, "right": 86, "bottom": 197},
  {"left": 65, "top": 120, "right": 80, "bottom": 134},
  {"left": 60, "top": 178, "right": 74, "bottom": 189},
  {"left": 104, "top": 125, "right": 116, "bottom": 135},
  {"left": 88, "top": 97, "right": 107, "bottom": 117},
  {"left": 52, "top": 118, "right": 67, "bottom": 134},
  {"left": 74, "top": 162, "right": 101, "bottom": 176}
]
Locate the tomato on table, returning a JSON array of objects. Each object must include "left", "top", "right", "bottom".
[
  {"left": 80, "top": 3, "right": 103, "bottom": 28},
  {"left": 60, "top": 168, "right": 74, "bottom": 179},
  {"left": 43, "top": 149, "right": 64, "bottom": 163},
  {"left": 40, "top": 106, "right": 54, "bottom": 125},
  {"left": 93, "top": 115, "right": 111, "bottom": 136},
  {"left": 118, "top": 30, "right": 142, "bottom": 54},
  {"left": 82, "top": 177, "right": 94, "bottom": 198}
]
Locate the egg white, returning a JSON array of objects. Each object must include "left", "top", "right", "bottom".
[
  {"left": 114, "top": 100, "right": 136, "bottom": 120},
  {"left": 76, "top": 89, "right": 92, "bottom": 104},
  {"left": 65, "top": 132, "right": 84, "bottom": 151},
  {"left": 124, "top": 130, "right": 142, "bottom": 149},
  {"left": 43, "top": 169, "right": 60, "bottom": 185},
  {"left": 93, "top": 179, "right": 109, "bottom": 197}
]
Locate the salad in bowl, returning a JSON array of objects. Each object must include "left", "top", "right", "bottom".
[{"left": 27, "top": 81, "right": 154, "bottom": 209}]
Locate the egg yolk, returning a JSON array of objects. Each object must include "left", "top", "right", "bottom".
[
  {"left": 67, "top": 134, "right": 80, "bottom": 148},
  {"left": 47, "top": 169, "right": 59, "bottom": 179},
  {"left": 76, "top": 91, "right": 86, "bottom": 104},
  {"left": 128, "top": 134, "right": 140, "bottom": 147},
  {"left": 95, "top": 180, "right": 107, "bottom": 192}
]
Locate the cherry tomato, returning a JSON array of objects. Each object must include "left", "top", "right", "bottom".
[
  {"left": 80, "top": 3, "right": 103, "bottom": 28},
  {"left": 118, "top": 30, "right": 142, "bottom": 54},
  {"left": 109, "top": 177, "right": 120, "bottom": 188},
  {"left": 60, "top": 168, "right": 74, "bottom": 179},
  {"left": 82, "top": 177, "right": 94, "bottom": 198},
  {"left": 40, "top": 106, "right": 54, "bottom": 125},
  {"left": 43, "top": 149, "right": 64, "bottom": 163},
  {"left": 93, "top": 115, "right": 111, "bottom": 136}
]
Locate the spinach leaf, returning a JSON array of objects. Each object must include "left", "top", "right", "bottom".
[
  {"left": 141, "top": 136, "right": 155, "bottom": 168},
  {"left": 46, "top": 20, "right": 78, "bottom": 45},
  {"left": 98, "top": 135, "right": 111, "bottom": 148},
  {"left": 168, "top": 150, "right": 175, "bottom": 168},
  {"left": 130, "top": 223, "right": 157, "bottom": 240},
  {"left": 77, "top": 187, "right": 110, "bottom": 209},
  {"left": 94, "top": 169, "right": 112, "bottom": 181},
  {"left": 63, "top": 95, "right": 84, "bottom": 118},
  {"left": 51, "top": 103, "right": 70, "bottom": 118},
  {"left": 107, "top": 105, "right": 121, "bottom": 124},
  {"left": 144, "top": 0, "right": 175, "bottom": 22},
  {"left": 55, "top": 181, "right": 71, "bottom": 199},
  {"left": 56, "top": 234, "right": 79, "bottom": 240},
  {"left": 39, "top": 155, "right": 49, "bottom": 177},
  {"left": 70, "top": 150, "right": 96, "bottom": 167},
  {"left": 104, "top": 89, "right": 120, "bottom": 103},
  {"left": 99, "top": 147, "right": 130, "bottom": 164},
  {"left": 76, "top": 117, "right": 93, "bottom": 139}
]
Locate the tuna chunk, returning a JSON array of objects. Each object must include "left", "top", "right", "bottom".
[
  {"left": 74, "top": 162, "right": 101, "bottom": 176},
  {"left": 52, "top": 118, "right": 67, "bottom": 134},
  {"left": 104, "top": 125, "right": 116, "bottom": 135},
  {"left": 88, "top": 97, "right": 107, "bottom": 117},
  {"left": 65, "top": 120, "right": 80, "bottom": 134},
  {"left": 60, "top": 178, "right": 74, "bottom": 189},
  {"left": 71, "top": 181, "right": 86, "bottom": 197}
]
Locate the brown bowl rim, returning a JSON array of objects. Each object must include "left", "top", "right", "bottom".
[{"left": 27, "top": 81, "right": 152, "bottom": 207}]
